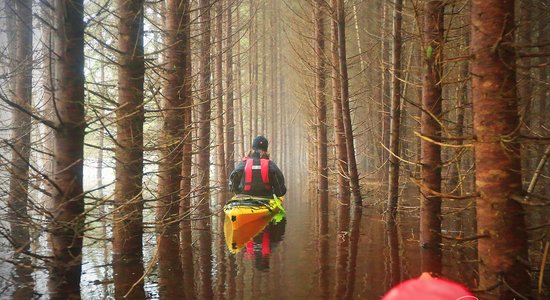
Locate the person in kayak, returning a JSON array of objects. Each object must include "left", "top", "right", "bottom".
[{"left": 229, "top": 135, "right": 286, "bottom": 198}]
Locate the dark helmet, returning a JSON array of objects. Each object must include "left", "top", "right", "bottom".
[{"left": 252, "top": 135, "right": 269, "bottom": 151}]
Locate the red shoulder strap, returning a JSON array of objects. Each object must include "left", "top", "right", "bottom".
[
  {"left": 260, "top": 159, "right": 270, "bottom": 184},
  {"left": 244, "top": 158, "right": 253, "bottom": 191}
]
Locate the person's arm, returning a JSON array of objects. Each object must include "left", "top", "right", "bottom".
[
  {"left": 269, "top": 161, "right": 286, "bottom": 197},
  {"left": 229, "top": 161, "right": 245, "bottom": 194}
]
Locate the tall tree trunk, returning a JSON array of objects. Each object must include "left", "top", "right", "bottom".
[
  {"left": 331, "top": 0, "right": 349, "bottom": 203},
  {"left": 331, "top": 0, "right": 350, "bottom": 297},
  {"left": 225, "top": 0, "right": 235, "bottom": 173},
  {"left": 214, "top": 0, "right": 227, "bottom": 202},
  {"left": 179, "top": 1, "right": 195, "bottom": 293},
  {"left": 420, "top": 0, "right": 444, "bottom": 275},
  {"left": 517, "top": 0, "right": 533, "bottom": 188},
  {"left": 336, "top": 0, "right": 362, "bottom": 205},
  {"left": 269, "top": 0, "right": 277, "bottom": 146},
  {"left": 380, "top": 1, "right": 391, "bottom": 169},
  {"left": 112, "top": 0, "right": 145, "bottom": 297},
  {"left": 9, "top": 0, "right": 32, "bottom": 251},
  {"left": 387, "top": 0, "right": 403, "bottom": 220},
  {"left": 157, "top": 0, "right": 189, "bottom": 297},
  {"left": 314, "top": 0, "right": 328, "bottom": 215},
  {"left": 248, "top": 0, "right": 257, "bottom": 139},
  {"left": 471, "top": 0, "right": 530, "bottom": 297},
  {"left": 48, "top": 0, "right": 86, "bottom": 297},
  {"left": 40, "top": 0, "right": 55, "bottom": 211},
  {"left": 236, "top": 4, "right": 245, "bottom": 156},
  {"left": 197, "top": 0, "right": 214, "bottom": 298},
  {"left": 314, "top": 3, "right": 329, "bottom": 296},
  {"left": 9, "top": 1, "right": 34, "bottom": 297},
  {"left": 260, "top": 4, "right": 267, "bottom": 135}
]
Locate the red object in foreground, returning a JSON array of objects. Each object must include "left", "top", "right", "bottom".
[{"left": 382, "top": 272, "right": 475, "bottom": 300}]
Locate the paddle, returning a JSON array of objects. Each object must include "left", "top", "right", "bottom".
[{"left": 273, "top": 194, "right": 286, "bottom": 214}]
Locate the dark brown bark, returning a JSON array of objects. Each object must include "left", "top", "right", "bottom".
[
  {"left": 9, "top": 1, "right": 35, "bottom": 297},
  {"left": 225, "top": 0, "right": 235, "bottom": 173},
  {"left": 517, "top": 0, "right": 533, "bottom": 184},
  {"left": 215, "top": 0, "right": 227, "bottom": 202},
  {"left": 40, "top": 0, "right": 55, "bottom": 210},
  {"left": 331, "top": 1, "right": 350, "bottom": 297},
  {"left": 157, "top": 0, "right": 188, "bottom": 297},
  {"left": 380, "top": 1, "right": 391, "bottom": 168},
  {"left": 196, "top": 0, "right": 214, "bottom": 298},
  {"left": 236, "top": 5, "right": 245, "bottom": 156},
  {"left": 314, "top": 3, "right": 329, "bottom": 298},
  {"left": 471, "top": 0, "right": 530, "bottom": 297},
  {"left": 48, "top": 0, "right": 86, "bottom": 297},
  {"left": 386, "top": 219, "right": 401, "bottom": 288},
  {"left": 314, "top": 0, "right": 328, "bottom": 213},
  {"left": 179, "top": 6, "right": 196, "bottom": 293},
  {"left": 387, "top": 0, "right": 403, "bottom": 220},
  {"left": 344, "top": 205, "right": 363, "bottom": 300},
  {"left": 9, "top": 0, "right": 32, "bottom": 251},
  {"left": 336, "top": 0, "right": 362, "bottom": 205},
  {"left": 331, "top": 0, "right": 349, "bottom": 203},
  {"left": 420, "top": 0, "right": 444, "bottom": 275},
  {"left": 112, "top": 0, "right": 145, "bottom": 297}
]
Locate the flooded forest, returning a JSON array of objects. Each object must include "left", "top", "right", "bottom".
[{"left": 0, "top": 0, "right": 549, "bottom": 299}]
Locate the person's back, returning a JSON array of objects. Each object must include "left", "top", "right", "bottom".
[{"left": 229, "top": 136, "right": 286, "bottom": 198}]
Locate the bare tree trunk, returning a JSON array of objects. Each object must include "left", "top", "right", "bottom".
[
  {"left": 225, "top": 0, "right": 235, "bottom": 173},
  {"left": 214, "top": 0, "right": 227, "bottom": 202},
  {"left": 249, "top": 0, "right": 257, "bottom": 138},
  {"left": 112, "top": 0, "right": 145, "bottom": 297},
  {"left": 260, "top": 5, "right": 267, "bottom": 135},
  {"left": 179, "top": 6, "right": 196, "bottom": 293},
  {"left": 236, "top": 5, "right": 245, "bottom": 156},
  {"left": 517, "top": 0, "right": 533, "bottom": 188},
  {"left": 314, "top": 0, "right": 328, "bottom": 215},
  {"left": 336, "top": 0, "right": 362, "bottom": 205},
  {"left": 9, "top": 0, "right": 32, "bottom": 251},
  {"left": 196, "top": 0, "right": 214, "bottom": 298},
  {"left": 40, "top": 0, "right": 55, "bottom": 211},
  {"left": 331, "top": 0, "right": 349, "bottom": 203},
  {"left": 157, "top": 0, "right": 188, "bottom": 297},
  {"left": 314, "top": 2, "right": 329, "bottom": 294},
  {"left": 380, "top": 1, "right": 391, "bottom": 169},
  {"left": 420, "top": 0, "right": 444, "bottom": 275},
  {"left": 48, "top": 0, "right": 85, "bottom": 297},
  {"left": 9, "top": 1, "right": 34, "bottom": 297},
  {"left": 471, "top": 0, "right": 530, "bottom": 297},
  {"left": 331, "top": 0, "right": 350, "bottom": 297},
  {"left": 387, "top": 0, "right": 403, "bottom": 220}
]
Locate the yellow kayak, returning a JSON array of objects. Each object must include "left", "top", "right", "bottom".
[{"left": 223, "top": 195, "right": 282, "bottom": 230}]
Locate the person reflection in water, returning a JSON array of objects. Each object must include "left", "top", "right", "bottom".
[
  {"left": 244, "top": 217, "right": 287, "bottom": 271},
  {"left": 229, "top": 135, "right": 286, "bottom": 198}
]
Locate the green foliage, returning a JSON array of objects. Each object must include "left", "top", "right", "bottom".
[{"left": 426, "top": 45, "right": 433, "bottom": 59}]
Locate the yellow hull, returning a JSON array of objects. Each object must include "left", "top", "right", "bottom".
[{"left": 223, "top": 196, "right": 280, "bottom": 231}]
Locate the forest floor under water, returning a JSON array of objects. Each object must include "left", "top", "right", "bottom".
[{"left": 1, "top": 180, "right": 531, "bottom": 299}]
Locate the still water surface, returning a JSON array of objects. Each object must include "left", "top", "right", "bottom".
[{"left": 2, "top": 183, "right": 477, "bottom": 299}]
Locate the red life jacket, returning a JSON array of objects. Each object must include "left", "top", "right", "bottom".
[{"left": 242, "top": 157, "right": 272, "bottom": 195}]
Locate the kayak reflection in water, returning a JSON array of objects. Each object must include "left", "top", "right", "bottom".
[
  {"left": 244, "top": 217, "right": 287, "bottom": 271},
  {"left": 223, "top": 209, "right": 286, "bottom": 253}
]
